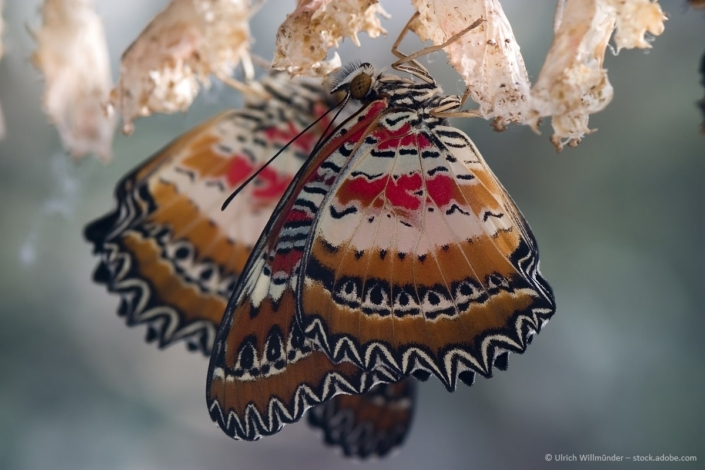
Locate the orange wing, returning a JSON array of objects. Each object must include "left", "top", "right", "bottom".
[
  {"left": 85, "top": 75, "right": 332, "bottom": 353},
  {"left": 300, "top": 119, "right": 555, "bottom": 390},
  {"left": 205, "top": 97, "right": 405, "bottom": 441},
  {"left": 86, "top": 73, "right": 417, "bottom": 454}
]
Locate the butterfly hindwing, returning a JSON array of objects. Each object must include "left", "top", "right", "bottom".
[
  {"left": 291, "top": 69, "right": 555, "bottom": 391},
  {"left": 307, "top": 378, "right": 417, "bottom": 458},
  {"left": 299, "top": 114, "right": 554, "bottom": 389}
]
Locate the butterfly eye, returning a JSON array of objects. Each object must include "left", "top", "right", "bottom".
[
  {"left": 349, "top": 72, "right": 372, "bottom": 100},
  {"left": 330, "top": 62, "right": 376, "bottom": 99}
]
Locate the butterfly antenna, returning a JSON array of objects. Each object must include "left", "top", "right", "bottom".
[
  {"left": 309, "top": 95, "right": 351, "bottom": 157},
  {"left": 221, "top": 95, "right": 347, "bottom": 211}
]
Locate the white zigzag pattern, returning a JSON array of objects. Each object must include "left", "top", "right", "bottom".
[
  {"left": 99, "top": 241, "right": 217, "bottom": 352},
  {"left": 208, "top": 369, "right": 377, "bottom": 440},
  {"left": 304, "top": 300, "right": 549, "bottom": 389}
]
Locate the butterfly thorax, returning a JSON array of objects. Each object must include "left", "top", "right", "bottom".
[
  {"left": 334, "top": 63, "right": 462, "bottom": 124},
  {"left": 372, "top": 74, "right": 459, "bottom": 114}
]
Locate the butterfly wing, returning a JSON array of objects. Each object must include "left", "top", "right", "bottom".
[
  {"left": 307, "top": 378, "right": 416, "bottom": 458},
  {"left": 84, "top": 75, "right": 330, "bottom": 354},
  {"left": 85, "top": 112, "right": 247, "bottom": 352},
  {"left": 86, "top": 83, "right": 417, "bottom": 448},
  {"left": 206, "top": 100, "right": 404, "bottom": 440},
  {"left": 298, "top": 110, "right": 555, "bottom": 391}
]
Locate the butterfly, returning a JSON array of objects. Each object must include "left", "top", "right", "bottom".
[
  {"left": 84, "top": 70, "right": 416, "bottom": 458},
  {"left": 207, "top": 29, "right": 555, "bottom": 442}
]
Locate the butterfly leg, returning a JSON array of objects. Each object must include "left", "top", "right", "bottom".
[
  {"left": 390, "top": 12, "right": 431, "bottom": 81},
  {"left": 428, "top": 89, "right": 482, "bottom": 120},
  {"left": 430, "top": 107, "right": 483, "bottom": 120},
  {"left": 391, "top": 13, "right": 485, "bottom": 82}
]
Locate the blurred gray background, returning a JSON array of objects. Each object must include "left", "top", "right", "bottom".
[{"left": 1, "top": 1, "right": 703, "bottom": 469}]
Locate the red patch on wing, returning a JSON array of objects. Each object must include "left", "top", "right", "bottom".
[
  {"left": 376, "top": 130, "right": 415, "bottom": 150},
  {"left": 344, "top": 173, "right": 457, "bottom": 212},
  {"left": 251, "top": 168, "right": 293, "bottom": 201},
  {"left": 226, "top": 106, "right": 334, "bottom": 199},
  {"left": 417, "top": 132, "right": 432, "bottom": 149},
  {"left": 226, "top": 155, "right": 255, "bottom": 187},
  {"left": 264, "top": 122, "right": 317, "bottom": 151},
  {"left": 425, "top": 174, "right": 455, "bottom": 207},
  {"left": 226, "top": 155, "right": 292, "bottom": 204},
  {"left": 345, "top": 174, "right": 420, "bottom": 211},
  {"left": 264, "top": 106, "right": 334, "bottom": 153}
]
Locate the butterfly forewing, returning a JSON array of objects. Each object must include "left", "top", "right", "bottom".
[{"left": 205, "top": 100, "right": 404, "bottom": 440}]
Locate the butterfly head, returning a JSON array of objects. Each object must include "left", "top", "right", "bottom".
[{"left": 330, "top": 62, "right": 376, "bottom": 101}]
